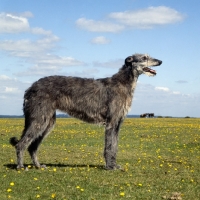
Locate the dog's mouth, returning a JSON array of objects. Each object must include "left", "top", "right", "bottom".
[
  {"left": 143, "top": 59, "right": 162, "bottom": 75},
  {"left": 143, "top": 67, "right": 156, "bottom": 75}
]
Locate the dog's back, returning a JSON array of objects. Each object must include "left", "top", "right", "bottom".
[{"left": 23, "top": 76, "right": 110, "bottom": 124}]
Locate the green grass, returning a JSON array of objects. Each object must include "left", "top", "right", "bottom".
[{"left": 0, "top": 118, "right": 200, "bottom": 199}]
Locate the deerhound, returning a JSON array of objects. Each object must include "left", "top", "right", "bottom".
[{"left": 10, "top": 54, "right": 162, "bottom": 170}]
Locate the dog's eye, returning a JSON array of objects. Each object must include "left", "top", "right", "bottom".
[{"left": 143, "top": 56, "right": 147, "bottom": 60}]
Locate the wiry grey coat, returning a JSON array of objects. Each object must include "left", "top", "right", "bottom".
[{"left": 10, "top": 54, "right": 162, "bottom": 170}]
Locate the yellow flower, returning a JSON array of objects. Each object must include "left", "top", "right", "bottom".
[
  {"left": 34, "top": 178, "right": 38, "bottom": 180},
  {"left": 120, "top": 192, "right": 125, "bottom": 196},
  {"left": 53, "top": 168, "right": 57, "bottom": 172},
  {"left": 36, "top": 194, "right": 40, "bottom": 198},
  {"left": 76, "top": 186, "right": 80, "bottom": 189},
  {"left": 51, "top": 193, "right": 56, "bottom": 198},
  {"left": 7, "top": 188, "right": 12, "bottom": 192},
  {"left": 10, "top": 182, "right": 14, "bottom": 186},
  {"left": 138, "top": 183, "right": 143, "bottom": 186},
  {"left": 80, "top": 188, "right": 84, "bottom": 192}
]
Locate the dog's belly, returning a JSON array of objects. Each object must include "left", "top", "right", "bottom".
[{"left": 57, "top": 97, "right": 107, "bottom": 125}]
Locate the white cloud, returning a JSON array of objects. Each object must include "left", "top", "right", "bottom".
[
  {"left": 15, "top": 55, "right": 85, "bottom": 77},
  {"left": 155, "top": 86, "right": 170, "bottom": 92},
  {"left": 76, "top": 6, "right": 185, "bottom": 32},
  {"left": 0, "top": 12, "right": 85, "bottom": 77},
  {"left": 0, "top": 12, "right": 58, "bottom": 38},
  {"left": 31, "top": 27, "right": 53, "bottom": 36},
  {"left": 173, "top": 91, "right": 181, "bottom": 95},
  {"left": 37, "top": 55, "right": 84, "bottom": 66},
  {"left": 0, "top": 12, "right": 30, "bottom": 33},
  {"left": 5, "top": 87, "right": 19, "bottom": 93},
  {"left": 90, "top": 36, "right": 111, "bottom": 44},
  {"left": 0, "top": 75, "right": 11, "bottom": 80},
  {"left": 0, "top": 76, "right": 28, "bottom": 114},
  {"left": 0, "top": 76, "right": 27, "bottom": 93},
  {"left": 0, "top": 39, "right": 50, "bottom": 57},
  {"left": 109, "top": 6, "right": 185, "bottom": 29},
  {"left": 76, "top": 18, "right": 124, "bottom": 32}
]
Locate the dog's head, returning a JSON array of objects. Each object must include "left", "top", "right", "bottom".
[{"left": 125, "top": 54, "right": 162, "bottom": 76}]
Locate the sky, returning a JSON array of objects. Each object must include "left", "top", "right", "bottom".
[{"left": 0, "top": 0, "right": 200, "bottom": 117}]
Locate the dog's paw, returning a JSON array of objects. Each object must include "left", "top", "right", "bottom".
[
  {"left": 16, "top": 165, "right": 25, "bottom": 170},
  {"left": 40, "top": 164, "right": 47, "bottom": 169},
  {"left": 35, "top": 164, "right": 47, "bottom": 169},
  {"left": 104, "top": 165, "right": 121, "bottom": 170}
]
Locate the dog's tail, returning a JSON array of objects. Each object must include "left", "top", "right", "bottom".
[{"left": 10, "top": 137, "right": 19, "bottom": 146}]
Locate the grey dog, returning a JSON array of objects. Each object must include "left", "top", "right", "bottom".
[{"left": 10, "top": 54, "right": 162, "bottom": 170}]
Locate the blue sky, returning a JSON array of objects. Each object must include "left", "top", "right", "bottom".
[{"left": 0, "top": 0, "right": 200, "bottom": 117}]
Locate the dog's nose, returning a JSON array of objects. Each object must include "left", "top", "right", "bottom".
[{"left": 158, "top": 60, "right": 162, "bottom": 65}]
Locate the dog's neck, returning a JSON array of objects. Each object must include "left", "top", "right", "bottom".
[{"left": 111, "top": 65, "right": 139, "bottom": 92}]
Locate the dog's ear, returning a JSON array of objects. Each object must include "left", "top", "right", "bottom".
[{"left": 125, "top": 56, "right": 134, "bottom": 67}]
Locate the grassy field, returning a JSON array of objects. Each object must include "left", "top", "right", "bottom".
[{"left": 0, "top": 118, "right": 200, "bottom": 200}]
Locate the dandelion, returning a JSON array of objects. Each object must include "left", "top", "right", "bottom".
[
  {"left": 76, "top": 186, "right": 80, "bottom": 189},
  {"left": 80, "top": 188, "right": 84, "bottom": 192},
  {"left": 36, "top": 194, "right": 40, "bottom": 198},
  {"left": 138, "top": 183, "right": 143, "bottom": 187},
  {"left": 51, "top": 193, "right": 56, "bottom": 198},
  {"left": 53, "top": 168, "right": 57, "bottom": 172},
  {"left": 34, "top": 178, "right": 38, "bottom": 181},
  {"left": 10, "top": 182, "right": 14, "bottom": 186},
  {"left": 120, "top": 192, "right": 125, "bottom": 196},
  {"left": 7, "top": 188, "right": 12, "bottom": 192}
]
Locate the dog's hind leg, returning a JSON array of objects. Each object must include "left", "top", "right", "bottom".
[
  {"left": 28, "top": 112, "right": 56, "bottom": 168},
  {"left": 104, "top": 119, "right": 123, "bottom": 170},
  {"left": 15, "top": 117, "right": 50, "bottom": 169}
]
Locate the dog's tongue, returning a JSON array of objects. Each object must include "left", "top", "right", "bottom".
[{"left": 143, "top": 67, "right": 156, "bottom": 75}]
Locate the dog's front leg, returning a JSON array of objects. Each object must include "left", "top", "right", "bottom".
[{"left": 104, "top": 124, "right": 121, "bottom": 170}]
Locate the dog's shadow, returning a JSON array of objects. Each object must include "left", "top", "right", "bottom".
[{"left": 4, "top": 163, "right": 105, "bottom": 170}]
